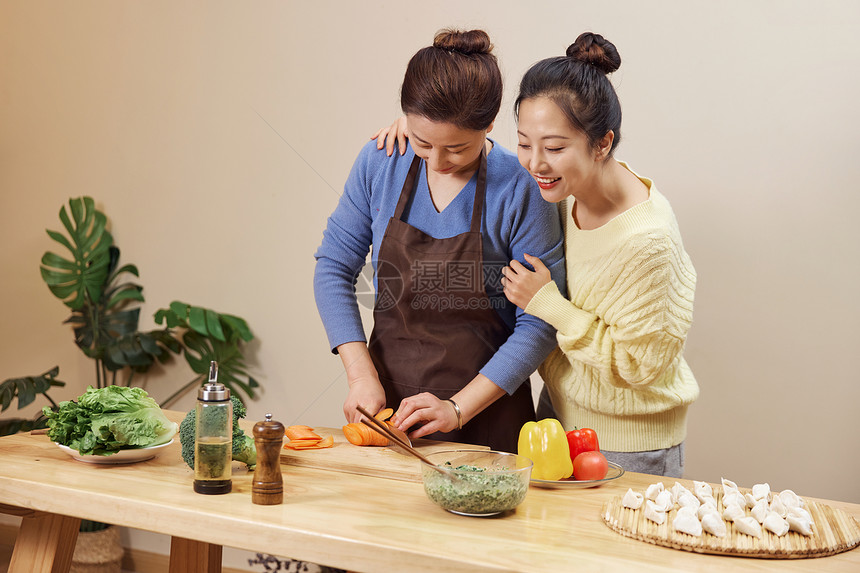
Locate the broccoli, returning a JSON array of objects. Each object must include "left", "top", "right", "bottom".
[{"left": 179, "top": 395, "right": 257, "bottom": 470}]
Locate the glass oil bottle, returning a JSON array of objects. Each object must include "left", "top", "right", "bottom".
[{"left": 193, "top": 361, "right": 232, "bottom": 494}]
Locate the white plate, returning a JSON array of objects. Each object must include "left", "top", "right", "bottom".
[
  {"left": 56, "top": 439, "right": 174, "bottom": 464},
  {"left": 530, "top": 461, "right": 624, "bottom": 489}
]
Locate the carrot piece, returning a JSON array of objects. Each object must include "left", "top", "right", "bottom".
[
  {"left": 366, "top": 424, "right": 389, "bottom": 446},
  {"left": 342, "top": 422, "right": 389, "bottom": 446},
  {"left": 285, "top": 426, "right": 321, "bottom": 441},
  {"left": 285, "top": 443, "right": 322, "bottom": 450},
  {"left": 316, "top": 435, "right": 334, "bottom": 448},
  {"left": 286, "top": 435, "right": 335, "bottom": 450},
  {"left": 375, "top": 408, "right": 394, "bottom": 422},
  {"left": 342, "top": 424, "right": 364, "bottom": 445}
]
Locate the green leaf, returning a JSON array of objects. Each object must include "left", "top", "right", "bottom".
[
  {"left": 0, "top": 385, "right": 11, "bottom": 410},
  {"left": 170, "top": 301, "right": 190, "bottom": 318},
  {"left": 0, "top": 417, "right": 48, "bottom": 436},
  {"left": 14, "top": 378, "right": 37, "bottom": 409},
  {"left": 105, "top": 285, "right": 144, "bottom": 309},
  {"left": 45, "top": 230, "right": 75, "bottom": 253},
  {"left": 153, "top": 307, "right": 180, "bottom": 328},
  {"left": 204, "top": 308, "right": 225, "bottom": 341},
  {"left": 109, "top": 263, "right": 140, "bottom": 279},
  {"left": 41, "top": 197, "right": 113, "bottom": 310},
  {"left": 220, "top": 314, "right": 253, "bottom": 342},
  {"left": 188, "top": 306, "right": 206, "bottom": 335},
  {"left": 0, "top": 369, "right": 65, "bottom": 415}
]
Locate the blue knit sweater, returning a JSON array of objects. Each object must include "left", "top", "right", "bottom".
[{"left": 313, "top": 140, "right": 566, "bottom": 394}]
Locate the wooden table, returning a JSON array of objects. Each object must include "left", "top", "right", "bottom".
[{"left": 1, "top": 423, "right": 859, "bottom": 573}]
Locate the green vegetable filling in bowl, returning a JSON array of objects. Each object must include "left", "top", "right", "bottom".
[{"left": 420, "top": 450, "right": 533, "bottom": 516}]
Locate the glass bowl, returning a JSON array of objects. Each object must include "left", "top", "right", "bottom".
[{"left": 419, "top": 450, "right": 533, "bottom": 516}]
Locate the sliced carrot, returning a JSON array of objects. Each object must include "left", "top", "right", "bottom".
[
  {"left": 285, "top": 426, "right": 321, "bottom": 441},
  {"left": 375, "top": 407, "right": 394, "bottom": 422},
  {"left": 342, "top": 421, "right": 389, "bottom": 446},
  {"left": 283, "top": 425, "right": 334, "bottom": 450},
  {"left": 285, "top": 442, "right": 324, "bottom": 450},
  {"left": 285, "top": 434, "right": 336, "bottom": 450},
  {"left": 372, "top": 425, "right": 389, "bottom": 446},
  {"left": 342, "top": 423, "right": 363, "bottom": 445}
]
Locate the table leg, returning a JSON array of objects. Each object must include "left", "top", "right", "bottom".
[
  {"left": 8, "top": 511, "right": 80, "bottom": 573},
  {"left": 169, "top": 536, "right": 222, "bottom": 573}
]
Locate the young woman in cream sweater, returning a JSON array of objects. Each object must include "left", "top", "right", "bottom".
[{"left": 500, "top": 32, "right": 698, "bottom": 477}]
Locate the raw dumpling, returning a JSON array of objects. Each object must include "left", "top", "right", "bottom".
[
  {"left": 721, "top": 477, "right": 739, "bottom": 493},
  {"left": 752, "top": 482, "right": 771, "bottom": 501},
  {"left": 751, "top": 499, "right": 769, "bottom": 524},
  {"left": 702, "top": 510, "right": 727, "bottom": 537},
  {"left": 769, "top": 493, "right": 788, "bottom": 518},
  {"left": 734, "top": 516, "right": 763, "bottom": 538},
  {"left": 697, "top": 499, "right": 718, "bottom": 520},
  {"left": 671, "top": 482, "right": 691, "bottom": 503},
  {"left": 722, "top": 503, "right": 746, "bottom": 523},
  {"left": 622, "top": 488, "right": 644, "bottom": 510},
  {"left": 722, "top": 490, "right": 746, "bottom": 510},
  {"left": 673, "top": 506, "right": 703, "bottom": 536},
  {"left": 779, "top": 489, "right": 804, "bottom": 510},
  {"left": 693, "top": 480, "right": 713, "bottom": 499},
  {"left": 677, "top": 490, "right": 700, "bottom": 510},
  {"left": 645, "top": 482, "right": 665, "bottom": 501},
  {"left": 787, "top": 513, "right": 814, "bottom": 536},
  {"left": 763, "top": 511, "right": 789, "bottom": 536},
  {"left": 644, "top": 500, "right": 667, "bottom": 525},
  {"left": 788, "top": 506, "right": 812, "bottom": 522},
  {"left": 652, "top": 490, "right": 674, "bottom": 512}
]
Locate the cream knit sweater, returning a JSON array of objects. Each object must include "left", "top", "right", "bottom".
[{"left": 525, "top": 163, "right": 698, "bottom": 452}]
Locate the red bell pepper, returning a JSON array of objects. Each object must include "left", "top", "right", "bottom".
[{"left": 565, "top": 427, "right": 599, "bottom": 463}]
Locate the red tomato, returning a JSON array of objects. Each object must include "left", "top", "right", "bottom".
[
  {"left": 566, "top": 427, "right": 599, "bottom": 463},
  {"left": 572, "top": 451, "right": 609, "bottom": 481}
]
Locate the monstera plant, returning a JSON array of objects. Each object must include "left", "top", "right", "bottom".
[{"left": 1, "top": 196, "right": 259, "bottom": 437}]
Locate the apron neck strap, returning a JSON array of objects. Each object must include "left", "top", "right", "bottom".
[
  {"left": 393, "top": 145, "right": 489, "bottom": 233},
  {"left": 393, "top": 155, "right": 422, "bottom": 220},
  {"left": 469, "top": 146, "right": 488, "bottom": 233}
]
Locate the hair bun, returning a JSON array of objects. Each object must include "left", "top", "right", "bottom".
[
  {"left": 566, "top": 32, "right": 621, "bottom": 74},
  {"left": 433, "top": 29, "right": 493, "bottom": 55}
]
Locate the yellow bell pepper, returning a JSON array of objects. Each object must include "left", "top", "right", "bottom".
[{"left": 517, "top": 418, "right": 573, "bottom": 481}]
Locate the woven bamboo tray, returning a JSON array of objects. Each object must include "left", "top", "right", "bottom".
[{"left": 602, "top": 490, "right": 860, "bottom": 559}]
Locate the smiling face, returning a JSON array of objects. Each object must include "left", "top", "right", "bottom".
[
  {"left": 516, "top": 96, "right": 603, "bottom": 203},
  {"left": 406, "top": 114, "right": 491, "bottom": 176}
]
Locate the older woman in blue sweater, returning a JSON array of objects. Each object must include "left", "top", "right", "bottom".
[{"left": 314, "top": 29, "right": 564, "bottom": 453}]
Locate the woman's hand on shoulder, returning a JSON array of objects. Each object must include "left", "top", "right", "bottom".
[
  {"left": 501, "top": 254, "right": 551, "bottom": 310},
  {"left": 370, "top": 116, "right": 409, "bottom": 156}
]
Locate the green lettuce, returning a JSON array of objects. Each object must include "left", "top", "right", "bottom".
[{"left": 43, "top": 386, "right": 178, "bottom": 456}]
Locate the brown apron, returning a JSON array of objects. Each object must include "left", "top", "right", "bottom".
[{"left": 367, "top": 149, "right": 535, "bottom": 453}]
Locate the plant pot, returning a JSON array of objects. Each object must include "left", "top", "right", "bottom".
[{"left": 70, "top": 525, "right": 124, "bottom": 573}]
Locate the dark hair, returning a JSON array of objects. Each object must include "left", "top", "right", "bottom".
[
  {"left": 400, "top": 29, "right": 502, "bottom": 131},
  {"left": 515, "top": 32, "right": 623, "bottom": 155}
]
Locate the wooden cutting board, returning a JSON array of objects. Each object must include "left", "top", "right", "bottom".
[{"left": 278, "top": 426, "right": 488, "bottom": 482}]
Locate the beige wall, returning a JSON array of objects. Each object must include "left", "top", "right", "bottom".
[{"left": 2, "top": 1, "right": 859, "bottom": 564}]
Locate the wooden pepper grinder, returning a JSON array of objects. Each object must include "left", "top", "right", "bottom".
[{"left": 252, "top": 413, "right": 285, "bottom": 505}]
